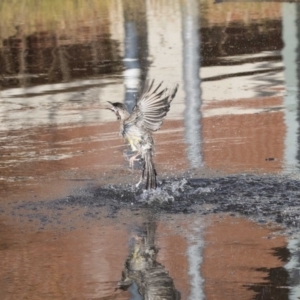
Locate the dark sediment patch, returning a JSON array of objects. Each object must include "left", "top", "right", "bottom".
[{"left": 2, "top": 174, "right": 300, "bottom": 232}]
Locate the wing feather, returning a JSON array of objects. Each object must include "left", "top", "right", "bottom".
[{"left": 125, "top": 81, "right": 178, "bottom": 132}]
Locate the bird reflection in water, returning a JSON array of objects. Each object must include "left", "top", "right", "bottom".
[{"left": 116, "top": 215, "right": 181, "bottom": 299}]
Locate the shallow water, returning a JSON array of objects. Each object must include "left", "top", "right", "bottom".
[
  {"left": 0, "top": 209, "right": 292, "bottom": 300},
  {"left": 1, "top": 0, "right": 300, "bottom": 299}
]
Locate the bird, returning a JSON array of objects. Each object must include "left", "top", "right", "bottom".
[{"left": 107, "top": 80, "right": 178, "bottom": 190}]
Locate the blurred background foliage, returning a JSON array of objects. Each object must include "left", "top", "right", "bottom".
[{"left": 0, "top": 0, "right": 110, "bottom": 39}]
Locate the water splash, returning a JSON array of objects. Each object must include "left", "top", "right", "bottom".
[{"left": 137, "top": 187, "right": 175, "bottom": 204}]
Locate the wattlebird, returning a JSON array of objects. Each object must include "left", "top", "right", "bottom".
[{"left": 107, "top": 80, "right": 178, "bottom": 190}]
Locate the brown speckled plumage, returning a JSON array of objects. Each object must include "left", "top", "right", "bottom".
[{"left": 108, "top": 80, "right": 178, "bottom": 190}]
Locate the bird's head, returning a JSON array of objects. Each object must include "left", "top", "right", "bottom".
[{"left": 107, "top": 102, "right": 129, "bottom": 121}]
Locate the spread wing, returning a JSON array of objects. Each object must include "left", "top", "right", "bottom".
[{"left": 125, "top": 80, "right": 178, "bottom": 132}]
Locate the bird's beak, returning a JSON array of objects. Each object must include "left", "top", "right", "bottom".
[
  {"left": 106, "top": 101, "right": 116, "bottom": 112},
  {"left": 106, "top": 101, "right": 121, "bottom": 120}
]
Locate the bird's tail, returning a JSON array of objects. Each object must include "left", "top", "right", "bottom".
[{"left": 143, "top": 149, "right": 157, "bottom": 190}]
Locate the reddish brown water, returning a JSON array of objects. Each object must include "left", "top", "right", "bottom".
[
  {"left": 0, "top": 212, "right": 288, "bottom": 300},
  {"left": 1, "top": 0, "right": 300, "bottom": 299}
]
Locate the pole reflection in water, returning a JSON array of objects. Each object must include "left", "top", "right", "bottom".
[
  {"left": 123, "top": 0, "right": 149, "bottom": 113},
  {"left": 285, "top": 236, "right": 300, "bottom": 299},
  {"left": 117, "top": 213, "right": 181, "bottom": 299},
  {"left": 282, "top": 4, "right": 300, "bottom": 299},
  {"left": 123, "top": 20, "right": 140, "bottom": 113},
  {"left": 296, "top": 3, "right": 300, "bottom": 169},
  {"left": 186, "top": 219, "right": 205, "bottom": 300},
  {"left": 282, "top": 3, "right": 299, "bottom": 171},
  {"left": 181, "top": 0, "right": 202, "bottom": 168}
]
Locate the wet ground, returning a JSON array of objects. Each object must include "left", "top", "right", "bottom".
[{"left": 1, "top": 0, "right": 300, "bottom": 299}]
